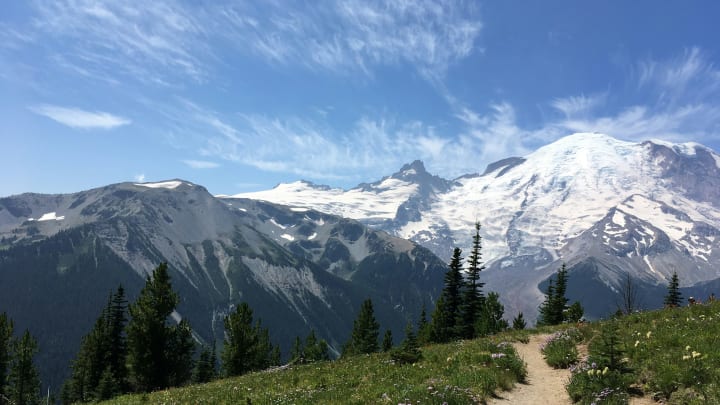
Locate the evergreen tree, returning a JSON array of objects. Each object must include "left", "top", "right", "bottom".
[
  {"left": 590, "top": 320, "right": 630, "bottom": 373},
  {"left": 550, "top": 264, "right": 570, "bottom": 324},
  {"left": 430, "top": 248, "right": 464, "bottom": 342},
  {"left": 429, "top": 295, "right": 450, "bottom": 343},
  {"left": 512, "top": 312, "right": 526, "bottom": 330},
  {"left": 167, "top": 319, "right": 195, "bottom": 387},
  {"left": 537, "top": 278, "right": 555, "bottom": 326},
  {"left": 0, "top": 312, "right": 13, "bottom": 401},
  {"left": 390, "top": 323, "right": 422, "bottom": 364},
  {"left": 221, "top": 302, "right": 274, "bottom": 376},
  {"left": 192, "top": 345, "right": 217, "bottom": 384},
  {"left": 270, "top": 345, "right": 281, "bottom": 367},
  {"left": 381, "top": 330, "right": 393, "bottom": 352},
  {"left": 476, "top": 292, "right": 508, "bottom": 336},
  {"left": 416, "top": 305, "right": 432, "bottom": 345},
  {"left": 7, "top": 330, "right": 40, "bottom": 405},
  {"left": 564, "top": 301, "right": 584, "bottom": 323},
  {"left": 63, "top": 286, "right": 128, "bottom": 403},
  {"left": 252, "top": 322, "right": 273, "bottom": 370},
  {"left": 458, "top": 223, "right": 485, "bottom": 339},
  {"left": 538, "top": 264, "right": 572, "bottom": 326},
  {"left": 106, "top": 286, "right": 128, "bottom": 392},
  {"left": 663, "top": 271, "right": 683, "bottom": 307},
  {"left": 290, "top": 336, "right": 303, "bottom": 363},
  {"left": 302, "top": 330, "right": 330, "bottom": 363},
  {"left": 126, "top": 263, "right": 194, "bottom": 392},
  {"left": 343, "top": 299, "right": 379, "bottom": 356}
]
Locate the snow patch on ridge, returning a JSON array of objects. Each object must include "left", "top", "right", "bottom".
[
  {"left": 37, "top": 212, "right": 65, "bottom": 221},
  {"left": 620, "top": 196, "right": 692, "bottom": 241},
  {"left": 233, "top": 180, "right": 418, "bottom": 221},
  {"left": 135, "top": 180, "right": 183, "bottom": 189}
]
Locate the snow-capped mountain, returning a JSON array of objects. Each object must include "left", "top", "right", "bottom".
[
  {"left": 0, "top": 180, "right": 445, "bottom": 388},
  {"left": 233, "top": 133, "right": 720, "bottom": 320}
]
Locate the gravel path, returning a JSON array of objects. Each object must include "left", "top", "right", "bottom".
[
  {"left": 487, "top": 334, "right": 572, "bottom": 405},
  {"left": 487, "top": 334, "right": 657, "bottom": 405}
]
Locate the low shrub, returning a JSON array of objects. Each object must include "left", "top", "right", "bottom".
[{"left": 540, "top": 329, "right": 581, "bottom": 369}]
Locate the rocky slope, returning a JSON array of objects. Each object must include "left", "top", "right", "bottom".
[{"left": 0, "top": 180, "right": 445, "bottom": 389}]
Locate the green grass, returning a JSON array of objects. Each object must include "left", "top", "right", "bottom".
[
  {"left": 540, "top": 328, "right": 582, "bottom": 368},
  {"left": 103, "top": 303, "right": 720, "bottom": 405},
  {"left": 561, "top": 301, "right": 720, "bottom": 404},
  {"left": 105, "top": 333, "right": 527, "bottom": 405}
]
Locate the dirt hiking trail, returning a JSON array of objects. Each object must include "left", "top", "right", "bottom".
[
  {"left": 488, "top": 334, "right": 572, "bottom": 405},
  {"left": 487, "top": 334, "right": 656, "bottom": 405}
]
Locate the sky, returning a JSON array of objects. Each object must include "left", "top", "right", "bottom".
[{"left": 2, "top": 1, "right": 720, "bottom": 197}]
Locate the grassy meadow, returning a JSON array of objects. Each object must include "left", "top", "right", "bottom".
[{"left": 105, "top": 331, "right": 529, "bottom": 405}]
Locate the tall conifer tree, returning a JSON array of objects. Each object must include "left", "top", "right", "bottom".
[
  {"left": 343, "top": 299, "right": 379, "bottom": 356},
  {"left": 663, "top": 271, "right": 683, "bottom": 307},
  {"left": 221, "top": 302, "right": 275, "bottom": 376},
  {"left": 416, "top": 305, "right": 432, "bottom": 345},
  {"left": 381, "top": 329, "right": 393, "bottom": 352},
  {"left": 432, "top": 247, "right": 463, "bottom": 342},
  {"left": 537, "top": 279, "right": 555, "bottom": 326},
  {"left": 550, "top": 264, "right": 569, "bottom": 324},
  {"left": 107, "top": 286, "right": 128, "bottom": 392},
  {"left": 0, "top": 312, "right": 13, "bottom": 402},
  {"left": 63, "top": 286, "right": 128, "bottom": 403},
  {"left": 8, "top": 330, "right": 40, "bottom": 405},
  {"left": 126, "top": 263, "right": 194, "bottom": 392},
  {"left": 459, "top": 222, "right": 485, "bottom": 339}
]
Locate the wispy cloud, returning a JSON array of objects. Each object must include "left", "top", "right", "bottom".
[
  {"left": 28, "top": 0, "right": 209, "bottom": 85},
  {"left": 182, "top": 159, "right": 219, "bottom": 169},
  {"left": 553, "top": 48, "right": 720, "bottom": 142},
  {"left": 30, "top": 105, "right": 131, "bottom": 129},
  {"left": 15, "top": 1, "right": 481, "bottom": 86},
  {"left": 218, "top": 0, "right": 482, "bottom": 80},
  {"left": 638, "top": 47, "right": 720, "bottom": 100},
  {"left": 551, "top": 93, "right": 607, "bottom": 117},
  {"left": 134, "top": 174, "right": 146, "bottom": 182}
]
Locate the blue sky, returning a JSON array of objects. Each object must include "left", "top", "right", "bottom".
[{"left": 2, "top": 1, "right": 720, "bottom": 197}]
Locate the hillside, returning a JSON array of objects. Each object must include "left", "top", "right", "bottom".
[
  {"left": 105, "top": 330, "right": 529, "bottom": 405},
  {"left": 0, "top": 181, "right": 446, "bottom": 391},
  {"left": 101, "top": 302, "right": 720, "bottom": 404}
]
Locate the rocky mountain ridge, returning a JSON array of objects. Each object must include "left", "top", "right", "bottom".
[
  {"left": 234, "top": 133, "right": 720, "bottom": 320},
  {"left": 0, "top": 180, "right": 446, "bottom": 389}
]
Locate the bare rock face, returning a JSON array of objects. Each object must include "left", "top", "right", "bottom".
[{"left": 0, "top": 180, "right": 445, "bottom": 389}]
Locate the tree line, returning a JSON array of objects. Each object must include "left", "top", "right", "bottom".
[
  {"left": 8, "top": 222, "right": 699, "bottom": 403},
  {"left": 0, "top": 313, "right": 40, "bottom": 405}
]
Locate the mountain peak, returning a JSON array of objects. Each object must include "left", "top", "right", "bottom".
[{"left": 397, "top": 160, "right": 427, "bottom": 175}]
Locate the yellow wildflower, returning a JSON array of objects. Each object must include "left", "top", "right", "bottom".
[
  {"left": 646, "top": 331, "right": 652, "bottom": 338},
  {"left": 692, "top": 351, "right": 701, "bottom": 359},
  {"left": 602, "top": 367, "right": 609, "bottom": 375},
  {"left": 685, "top": 345, "right": 691, "bottom": 351}
]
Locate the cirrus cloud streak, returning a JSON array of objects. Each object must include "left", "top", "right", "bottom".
[{"left": 29, "top": 105, "right": 131, "bottom": 129}]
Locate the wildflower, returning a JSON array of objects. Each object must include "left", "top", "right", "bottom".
[
  {"left": 646, "top": 331, "right": 652, "bottom": 338},
  {"left": 682, "top": 355, "right": 691, "bottom": 360},
  {"left": 588, "top": 369, "right": 595, "bottom": 376},
  {"left": 591, "top": 362, "right": 597, "bottom": 369},
  {"left": 692, "top": 351, "right": 702, "bottom": 359},
  {"left": 634, "top": 340, "right": 640, "bottom": 347},
  {"left": 686, "top": 345, "right": 691, "bottom": 351},
  {"left": 602, "top": 367, "right": 609, "bottom": 375}
]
